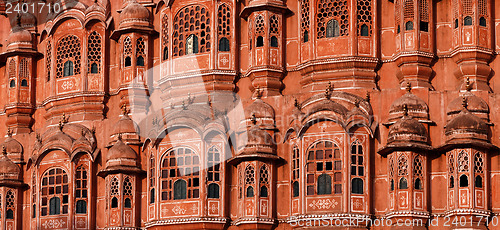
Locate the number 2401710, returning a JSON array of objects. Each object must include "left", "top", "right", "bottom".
[{"left": 6, "top": 2, "right": 61, "bottom": 15}]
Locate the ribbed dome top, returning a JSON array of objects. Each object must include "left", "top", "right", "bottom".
[
  {"left": 389, "top": 92, "right": 428, "bottom": 121},
  {"left": 1, "top": 137, "right": 22, "bottom": 155},
  {"left": 245, "top": 98, "right": 275, "bottom": 119},
  {"left": 7, "top": 24, "right": 32, "bottom": 45},
  {"left": 119, "top": 0, "right": 150, "bottom": 29},
  {"left": 388, "top": 116, "right": 428, "bottom": 143},
  {"left": 113, "top": 113, "right": 139, "bottom": 135},
  {"left": 0, "top": 149, "right": 20, "bottom": 177},
  {"left": 445, "top": 110, "right": 488, "bottom": 136},
  {"left": 107, "top": 139, "right": 137, "bottom": 162},
  {"left": 447, "top": 92, "right": 489, "bottom": 120}
]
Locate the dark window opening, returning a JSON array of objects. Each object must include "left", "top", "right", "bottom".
[
  {"left": 76, "top": 200, "right": 86, "bottom": 214},
  {"left": 292, "top": 181, "right": 299, "bottom": 197},
  {"left": 246, "top": 186, "right": 254, "bottom": 197},
  {"left": 137, "top": 56, "right": 145, "bottom": 66},
  {"left": 415, "top": 178, "right": 422, "bottom": 190},
  {"left": 163, "top": 47, "right": 168, "bottom": 60},
  {"left": 174, "top": 180, "right": 187, "bottom": 200},
  {"left": 351, "top": 178, "right": 364, "bottom": 194},
  {"left": 186, "top": 35, "right": 199, "bottom": 54},
  {"left": 450, "top": 176, "right": 455, "bottom": 188},
  {"left": 49, "top": 197, "right": 61, "bottom": 215},
  {"left": 464, "top": 16, "right": 472, "bottom": 26},
  {"left": 397, "top": 25, "right": 401, "bottom": 34},
  {"left": 6, "top": 209, "right": 13, "bottom": 219},
  {"left": 454, "top": 19, "right": 459, "bottom": 28},
  {"left": 479, "top": 17, "right": 487, "bottom": 27},
  {"left": 32, "top": 204, "right": 36, "bottom": 218},
  {"left": 150, "top": 188, "right": 155, "bottom": 204},
  {"left": 9, "top": 79, "right": 15, "bottom": 88},
  {"left": 475, "top": 175, "right": 483, "bottom": 188},
  {"left": 271, "top": 36, "right": 278, "bottom": 47},
  {"left": 260, "top": 186, "right": 268, "bottom": 198},
  {"left": 111, "top": 197, "right": 118, "bottom": 208},
  {"left": 399, "top": 177, "right": 408, "bottom": 189},
  {"left": 256, "top": 36, "right": 264, "bottom": 47},
  {"left": 21, "top": 79, "right": 28, "bottom": 87},
  {"left": 360, "top": 24, "right": 369, "bottom": 36},
  {"left": 317, "top": 174, "right": 332, "bottom": 195},
  {"left": 125, "top": 57, "right": 132, "bottom": 67},
  {"left": 326, "top": 19, "right": 340, "bottom": 38},
  {"left": 390, "top": 179, "right": 395, "bottom": 191},
  {"left": 90, "top": 63, "right": 98, "bottom": 73},
  {"left": 219, "top": 37, "right": 230, "bottom": 52},
  {"left": 420, "top": 21, "right": 429, "bottom": 32},
  {"left": 124, "top": 198, "right": 132, "bottom": 208},
  {"left": 207, "top": 183, "right": 220, "bottom": 198},
  {"left": 303, "top": 30, "right": 309, "bottom": 42},
  {"left": 405, "top": 21, "right": 414, "bottom": 31},
  {"left": 459, "top": 175, "right": 468, "bottom": 187},
  {"left": 63, "top": 61, "right": 74, "bottom": 77}
]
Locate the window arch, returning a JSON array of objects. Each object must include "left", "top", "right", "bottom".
[
  {"left": 123, "top": 176, "right": 133, "bottom": 206},
  {"left": 415, "top": 178, "right": 422, "bottom": 189},
  {"left": 459, "top": 175, "right": 468, "bottom": 187},
  {"left": 245, "top": 164, "right": 256, "bottom": 197},
  {"left": 479, "top": 17, "right": 486, "bottom": 27},
  {"left": 136, "top": 56, "right": 145, "bottom": 66},
  {"left": 9, "top": 80, "right": 15, "bottom": 88},
  {"left": 351, "top": 178, "right": 364, "bottom": 194},
  {"left": 19, "top": 58, "right": 29, "bottom": 86},
  {"left": 63, "top": 61, "right": 74, "bottom": 77},
  {"left": 300, "top": 0, "right": 310, "bottom": 42},
  {"left": 162, "top": 14, "right": 169, "bottom": 60},
  {"left": 124, "top": 57, "right": 132, "bottom": 67},
  {"left": 292, "top": 146, "right": 300, "bottom": 197},
  {"left": 246, "top": 186, "right": 254, "bottom": 197},
  {"left": 111, "top": 197, "right": 118, "bottom": 208},
  {"left": 360, "top": 24, "right": 369, "bottom": 36},
  {"left": 5, "top": 190, "right": 14, "bottom": 219},
  {"left": 174, "top": 180, "right": 187, "bottom": 200},
  {"left": 270, "top": 36, "right": 278, "bottom": 47},
  {"left": 450, "top": 176, "right": 455, "bottom": 188},
  {"left": 186, "top": 35, "right": 199, "bottom": 54},
  {"left": 136, "top": 37, "right": 146, "bottom": 65},
  {"left": 219, "top": 37, "right": 230, "bottom": 51},
  {"left": 405, "top": 21, "right": 414, "bottom": 30},
  {"left": 124, "top": 198, "right": 132, "bottom": 208},
  {"left": 464, "top": 16, "right": 472, "bottom": 26},
  {"left": 41, "top": 168, "right": 69, "bottom": 216},
  {"left": 149, "top": 154, "right": 155, "bottom": 204},
  {"left": 163, "top": 47, "right": 169, "bottom": 60},
  {"left": 207, "top": 183, "right": 220, "bottom": 199},
  {"left": 259, "top": 165, "right": 270, "bottom": 197},
  {"left": 292, "top": 181, "right": 300, "bottom": 197},
  {"left": 357, "top": 0, "right": 373, "bottom": 36},
  {"left": 475, "top": 176, "right": 483, "bottom": 188},
  {"left": 306, "top": 140, "right": 342, "bottom": 195},
  {"left": 413, "top": 156, "right": 423, "bottom": 189},
  {"left": 218, "top": 3, "right": 231, "bottom": 52},
  {"left": 207, "top": 146, "right": 221, "bottom": 198},
  {"left": 173, "top": 5, "right": 211, "bottom": 56},
  {"left": 110, "top": 177, "right": 119, "bottom": 208},
  {"left": 160, "top": 147, "right": 200, "bottom": 201},
  {"left": 87, "top": 31, "right": 101, "bottom": 74},
  {"left": 326, "top": 19, "right": 340, "bottom": 38},
  {"left": 256, "top": 36, "right": 264, "bottom": 47},
  {"left": 317, "top": 174, "right": 332, "bottom": 195},
  {"left": 123, "top": 36, "right": 132, "bottom": 67},
  {"left": 56, "top": 35, "right": 81, "bottom": 78},
  {"left": 150, "top": 188, "right": 155, "bottom": 204},
  {"left": 75, "top": 165, "right": 88, "bottom": 214},
  {"left": 76, "top": 200, "right": 86, "bottom": 214},
  {"left": 399, "top": 177, "right": 408, "bottom": 189},
  {"left": 8, "top": 59, "right": 16, "bottom": 88}
]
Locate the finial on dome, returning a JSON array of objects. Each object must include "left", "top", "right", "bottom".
[
  {"left": 58, "top": 113, "right": 69, "bottom": 130},
  {"left": 36, "top": 133, "right": 42, "bottom": 143},
  {"left": 406, "top": 81, "right": 412, "bottom": 93},
  {"left": 402, "top": 104, "right": 409, "bottom": 116},
  {"left": 462, "top": 96, "right": 468, "bottom": 110},
  {"left": 117, "top": 133, "right": 123, "bottom": 141},
  {"left": 250, "top": 114, "right": 257, "bottom": 125},
  {"left": 465, "top": 76, "right": 472, "bottom": 91},
  {"left": 354, "top": 99, "right": 360, "bottom": 108},
  {"left": 121, "top": 104, "right": 129, "bottom": 115},
  {"left": 325, "top": 82, "right": 333, "bottom": 99},
  {"left": 16, "top": 14, "right": 21, "bottom": 27},
  {"left": 6, "top": 128, "right": 12, "bottom": 137},
  {"left": 365, "top": 92, "right": 371, "bottom": 103},
  {"left": 255, "top": 87, "right": 263, "bottom": 99},
  {"left": 1, "top": 146, "right": 6, "bottom": 155},
  {"left": 294, "top": 98, "right": 300, "bottom": 109}
]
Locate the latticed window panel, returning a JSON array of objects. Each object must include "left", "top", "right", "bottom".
[
  {"left": 124, "top": 37, "right": 132, "bottom": 56},
  {"left": 389, "top": 155, "right": 395, "bottom": 178},
  {"left": 270, "top": 14, "right": 280, "bottom": 35},
  {"left": 40, "top": 168, "right": 69, "bottom": 216},
  {"left": 160, "top": 147, "right": 200, "bottom": 200},
  {"left": 245, "top": 164, "right": 255, "bottom": 185},
  {"left": 474, "top": 152, "right": 484, "bottom": 174},
  {"left": 479, "top": 0, "right": 487, "bottom": 16},
  {"left": 404, "top": 0, "right": 414, "bottom": 19},
  {"left": 173, "top": 5, "right": 211, "bottom": 56},
  {"left": 110, "top": 177, "right": 119, "bottom": 196},
  {"left": 300, "top": 0, "right": 310, "bottom": 41},
  {"left": 292, "top": 146, "right": 300, "bottom": 181},
  {"left": 350, "top": 141, "right": 364, "bottom": 177},
  {"left": 217, "top": 4, "right": 231, "bottom": 36},
  {"left": 20, "top": 58, "right": 29, "bottom": 82},
  {"left": 457, "top": 150, "right": 469, "bottom": 172},
  {"left": 6, "top": 190, "right": 14, "bottom": 209},
  {"left": 136, "top": 37, "right": 146, "bottom": 57},
  {"left": 150, "top": 155, "right": 155, "bottom": 186},
  {"left": 463, "top": 0, "right": 473, "bottom": 15},
  {"left": 162, "top": 14, "right": 169, "bottom": 59},
  {"left": 56, "top": 35, "right": 81, "bottom": 78},
  {"left": 413, "top": 156, "right": 423, "bottom": 177},
  {"left": 260, "top": 165, "right": 269, "bottom": 185},
  {"left": 123, "top": 177, "right": 133, "bottom": 196},
  {"left": 448, "top": 153, "right": 455, "bottom": 174},
  {"left": 207, "top": 146, "right": 221, "bottom": 182},
  {"left": 357, "top": 0, "right": 373, "bottom": 36},
  {"left": 398, "top": 155, "right": 408, "bottom": 176},
  {"left": 75, "top": 166, "right": 88, "bottom": 199},
  {"left": 255, "top": 15, "right": 265, "bottom": 35},
  {"left": 87, "top": 31, "right": 102, "bottom": 73},
  {"left": 317, "top": 0, "right": 349, "bottom": 38},
  {"left": 46, "top": 41, "right": 51, "bottom": 80},
  {"left": 306, "top": 141, "right": 342, "bottom": 195},
  {"left": 419, "top": 0, "right": 429, "bottom": 22},
  {"left": 9, "top": 59, "right": 16, "bottom": 80},
  {"left": 395, "top": 0, "right": 401, "bottom": 29}
]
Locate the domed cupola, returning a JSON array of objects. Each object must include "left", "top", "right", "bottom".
[
  {"left": 118, "top": 0, "right": 151, "bottom": 30},
  {"left": 447, "top": 80, "right": 489, "bottom": 122},
  {"left": 106, "top": 137, "right": 137, "bottom": 167},
  {"left": 0, "top": 130, "right": 23, "bottom": 164},
  {"left": 111, "top": 107, "right": 140, "bottom": 144},
  {"left": 10, "top": 12, "right": 36, "bottom": 30},
  {"left": 6, "top": 19, "right": 33, "bottom": 51},
  {"left": 85, "top": 0, "right": 107, "bottom": 22},
  {"left": 388, "top": 83, "right": 429, "bottom": 123},
  {"left": 445, "top": 97, "right": 489, "bottom": 143},
  {"left": 0, "top": 147, "right": 21, "bottom": 183},
  {"left": 238, "top": 124, "right": 276, "bottom": 156},
  {"left": 242, "top": 90, "right": 276, "bottom": 130}
]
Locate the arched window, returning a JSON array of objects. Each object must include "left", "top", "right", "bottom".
[
  {"left": 464, "top": 16, "right": 472, "bottom": 26},
  {"left": 6, "top": 209, "right": 13, "bottom": 219},
  {"left": 163, "top": 47, "right": 168, "bottom": 60},
  {"left": 246, "top": 186, "right": 254, "bottom": 197},
  {"left": 41, "top": 168, "right": 69, "bottom": 216},
  {"left": 219, "top": 37, "right": 230, "bottom": 51},
  {"left": 124, "top": 198, "right": 132, "bottom": 208},
  {"left": 76, "top": 200, "right": 86, "bottom": 214},
  {"left": 326, "top": 19, "right": 340, "bottom": 37},
  {"left": 454, "top": 19, "right": 459, "bottom": 28},
  {"left": 207, "top": 183, "right": 220, "bottom": 199},
  {"left": 397, "top": 25, "right": 401, "bottom": 33},
  {"left": 259, "top": 165, "right": 270, "bottom": 197},
  {"left": 317, "top": 174, "right": 332, "bottom": 195},
  {"left": 415, "top": 178, "right": 422, "bottom": 189},
  {"left": 405, "top": 21, "right": 414, "bottom": 30},
  {"left": 256, "top": 36, "right": 264, "bottom": 47},
  {"left": 90, "top": 63, "right": 98, "bottom": 73},
  {"left": 150, "top": 189, "right": 155, "bottom": 204},
  {"left": 459, "top": 175, "right": 468, "bottom": 187},
  {"left": 9, "top": 80, "right": 15, "bottom": 88},
  {"left": 420, "top": 21, "right": 429, "bottom": 32},
  {"left": 161, "top": 147, "right": 200, "bottom": 201},
  {"left": 136, "top": 56, "right": 145, "bottom": 66},
  {"left": 173, "top": 5, "right": 211, "bottom": 56},
  {"left": 63, "top": 61, "right": 74, "bottom": 77},
  {"left": 351, "top": 178, "right": 364, "bottom": 194},
  {"left": 475, "top": 176, "right": 483, "bottom": 188},
  {"left": 173, "top": 179, "right": 187, "bottom": 200},
  {"left": 399, "top": 177, "right": 408, "bottom": 189},
  {"left": 351, "top": 141, "right": 364, "bottom": 176},
  {"left": 186, "top": 35, "right": 199, "bottom": 54},
  {"left": 390, "top": 179, "right": 395, "bottom": 191},
  {"left": 111, "top": 197, "right": 118, "bottom": 208},
  {"left": 46, "top": 41, "right": 52, "bottom": 81},
  {"left": 292, "top": 181, "right": 299, "bottom": 197},
  {"left": 49, "top": 197, "right": 61, "bottom": 215},
  {"left": 207, "top": 146, "right": 221, "bottom": 184},
  {"left": 149, "top": 154, "right": 155, "bottom": 204},
  {"left": 303, "top": 30, "right": 309, "bottom": 42},
  {"left": 360, "top": 24, "right": 369, "bottom": 36},
  {"left": 479, "top": 17, "right": 487, "bottom": 27},
  {"left": 260, "top": 186, "right": 268, "bottom": 197},
  {"left": 270, "top": 36, "right": 278, "bottom": 47},
  {"left": 125, "top": 57, "right": 131, "bottom": 67},
  {"left": 306, "top": 140, "right": 342, "bottom": 195},
  {"left": 6, "top": 190, "right": 14, "bottom": 219},
  {"left": 450, "top": 176, "right": 454, "bottom": 188}
]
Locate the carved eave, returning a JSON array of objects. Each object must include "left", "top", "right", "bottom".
[
  {"left": 0, "top": 179, "right": 28, "bottom": 189},
  {"left": 227, "top": 152, "right": 284, "bottom": 166},
  {"left": 0, "top": 49, "right": 42, "bottom": 63},
  {"left": 378, "top": 142, "right": 433, "bottom": 157},
  {"left": 436, "top": 139, "right": 498, "bottom": 153},
  {"left": 296, "top": 56, "right": 380, "bottom": 78},
  {"left": 97, "top": 165, "right": 145, "bottom": 177},
  {"left": 450, "top": 46, "right": 494, "bottom": 63},
  {"left": 382, "top": 119, "right": 435, "bottom": 127},
  {"left": 392, "top": 51, "right": 435, "bottom": 67},
  {"left": 240, "top": 3, "right": 292, "bottom": 19},
  {"left": 110, "top": 26, "right": 158, "bottom": 41}
]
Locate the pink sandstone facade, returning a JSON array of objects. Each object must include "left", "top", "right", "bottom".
[{"left": 0, "top": 0, "right": 500, "bottom": 229}]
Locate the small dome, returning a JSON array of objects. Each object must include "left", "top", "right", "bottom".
[
  {"left": 107, "top": 139, "right": 137, "bottom": 163},
  {"left": 445, "top": 110, "right": 488, "bottom": 139},
  {"left": 1, "top": 137, "right": 22, "bottom": 155},
  {"left": 45, "top": 130, "right": 74, "bottom": 147},
  {"left": 113, "top": 113, "right": 139, "bottom": 135},
  {"left": 7, "top": 24, "right": 32, "bottom": 47},
  {"left": 388, "top": 116, "right": 428, "bottom": 144},
  {"left": 244, "top": 98, "right": 275, "bottom": 129},
  {"left": 389, "top": 92, "right": 428, "bottom": 122},
  {"left": 119, "top": 0, "right": 150, "bottom": 29},
  {"left": 305, "top": 99, "right": 348, "bottom": 118},
  {"left": 0, "top": 149, "right": 20, "bottom": 179},
  {"left": 85, "top": 1, "right": 106, "bottom": 15},
  {"left": 238, "top": 126, "right": 275, "bottom": 155},
  {"left": 10, "top": 12, "right": 36, "bottom": 29},
  {"left": 447, "top": 92, "right": 489, "bottom": 121}
]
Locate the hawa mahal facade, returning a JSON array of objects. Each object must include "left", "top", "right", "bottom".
[{"left": 1, "top": 0, "right": 500, "bottom": 229}]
